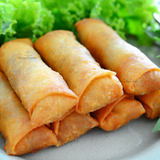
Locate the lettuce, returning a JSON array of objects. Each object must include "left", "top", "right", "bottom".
[
  {"left": 0, "top": 0, "right": 54, "bottom": 45},
  {"left": 152, "top": 118, "right": 160, "bottom": 133},
  {"left": 0, "top": 0, "right": 159, "bottom": 45},
  {"left": 90, "top": 0, "right": 158, "bottom": 44},
  {"left": 51, "top": 0, "right": 97, "bottom": 36},
  {"left": 50, "top": 0, "right": 158, "bottom": 44},
  {"left": 0, "top": 2, "right": 17, "bottom": 44}
]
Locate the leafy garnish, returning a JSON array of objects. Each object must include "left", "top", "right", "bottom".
[
  {"left": 152, "top": 118, "right": 160, "bottom": 133},
  {"left": 90, "top": 0, "right": 159, "bottom": 44},
  {"left": 144, "top": 29, "right": 160, "bottom": 58},
  {"left": 0, "top": 0, "right": 54, "bottom": 45},
  {"left": 145, "top": 29, "right": 160, "bottom": 42},
  {"left": 0, "top": 0, "right": 159, "bottom": 45}
]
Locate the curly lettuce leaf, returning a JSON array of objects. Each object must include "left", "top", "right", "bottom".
[
  {"left": 0, "top": 0, "right": 54, "bottom": 45},
  {"left": 0, "top": 0, "right": 159, "bottom": 45},
  {"left": 52, "top": 0, "right": 97, "bottom": 33},
  {"left": 144, "top": 29, "right": 160, "bottom": 58},
  {"left": 42, "top": 0, "right": 158, "bottom": 44},
  {"left": 145, "top": 29, "right": 160, "bottom": 42},
  {"left": 90, "top": 0, "right": 126, "bottom": 39},
  {"left": 0, "top": 2, "right": 17, "bottom": 43},
  {"left": 90, "top": 0, "right": 158, "bottom": 44},
  {"left": 152, "top": 118, "right": 160, "bottom": 132}
]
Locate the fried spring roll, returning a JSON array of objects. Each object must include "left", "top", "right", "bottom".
[
  {"left": 51, "top": 108, "right": 99, "bottom": 146},
  {"left": 75, "top": 18, "right": 160, "bottom": 95},
  {"left": 0, "top": 71, "right": 57, "bottom": 155},
  {"left": 34, "top": 30, "right": 123, "bottom": 114},
  {"left": 12, "top": 38, "right": 34, "bottom": 47},
  {"left": 137, "top": 90, "right": 160, "bottom": 119},
  {"left": 91, "top": 93, "right": 145, "bottom": 131},
  {"left": 0, "top": 39, "right": 78, "bottom": 126}
]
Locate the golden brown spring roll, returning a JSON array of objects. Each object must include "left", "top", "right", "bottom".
[
  {"left": 12, "top": 38, "right": 34, "bottom": 47},
  {"left": 91, "top": 93, "right": 145, "bottom": 131},
  {"left": 0, "top": 39, "right": 78, "bottom": 126},
  {"left": 34, "top": 30, "right": 123, "bottom": 114},
  {"left": 137, "top": 90, "right": 160, "bottom": 119},
  {"left": 51, "top": 108, "right": 99, "bottom": 147},
  {"left": 0, "top": 71, "right": 57, "bottom": 155},
  {"left": 75, "top": 18, "right": 160, "bottom": 95}
]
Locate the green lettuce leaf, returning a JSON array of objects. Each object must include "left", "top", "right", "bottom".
[
  {"left": 0, "top": 2, "right": 17, "bottom": 44},
  {"left": 0, "top": 0, "right": 54, "bottom": 45},
  {"left": 52, "top": 0, "right": 97, "bottom": 33},
  {"left": 152, "top": 118, "right": 160, "bottom": 133},
  {"left": 145, "top": 29, "right": 160, "bottom": 42},
  {"left": 0, "top": 0, "right": 159, "bottom": 45},
  {"left": 90, "top": 0, "right": 158, "bottom": 44},
  {"left": 144, "top": 29, "right": 160, "bottom": 58}
]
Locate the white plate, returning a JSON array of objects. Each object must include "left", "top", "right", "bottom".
[{"left": 0, "top": 40, "right": 160, "bottom": 160}]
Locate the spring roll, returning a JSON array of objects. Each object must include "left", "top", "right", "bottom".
[
  {"left": 51, "top": 108, "right": 99, "bottom": 147},
  {"left": 91, "top": 93, "right": 145, "bottom": 131},
  {"left": 34, "top": 30, "right": 123, "bottom": 114},
  {"left": 0, "top": 71, "right": 57, "bottom": 155},
  {"left": 75, "top": 18, "right": 160, "bottom": 95},
  {"left": 137, "top": 90, "right": 160, "bottom": 119},
  {"left": 12, "top": 38, "right": 34, "bottom": 47},
  {"left": 0, "top": 39, "right": 78, "bottom": 126}
]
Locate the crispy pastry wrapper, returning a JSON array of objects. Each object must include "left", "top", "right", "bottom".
[
  {"left": 75, "top": 18, "right": 160, "bottom": 95},
  {"left": 91, "top": 93, "right": 145, "bottom": 131},
  {"left": 0, "top": 71, "right": 57, "bottom": 155},
  {"left": 51, "top": 108, "right": 99, "bottom": 147},
  {"left": 12, "top": 38, "right": 33, "bottom": 47},
  {"left": 34, "top": 30, "right": 123, "bottom": 114},
  {"left": 0, "top": 39, "right": 78, "bottom": 126},
  {"left": 137, "top": 90, "right": 160, "bottom": 119}
]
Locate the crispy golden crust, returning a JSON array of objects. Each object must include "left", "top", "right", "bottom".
[
  {"left": 75, "top": 18, "right": 160, "bottom": 95},
  {"left": 91, "top": 93, "right": 145, "bottom": 131},
  {"left": 34, "top": 30, "right": 123, "bottom": 114},
  {"left": 0, "top": 71, "right": 57, "bottom": 155},
  {"left": 51, "top": 111, "right": 99, "bottom": 147},
  {"left": 0, "top": 39, "right": 78, "bottom": 126},
  {"left": 137, "top": 90, "right": 160, "bottom": 119}
]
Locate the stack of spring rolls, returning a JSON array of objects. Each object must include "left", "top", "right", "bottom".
[
  {"left": 0, "top": 39, "right": 79, "bottom": 155},
  {"left": 75, "top": 18, "right": 160, "bottom": 122},
  {"left": 0, "top": 18, "right": 160, "bottom": 156}
]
